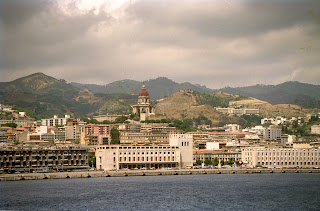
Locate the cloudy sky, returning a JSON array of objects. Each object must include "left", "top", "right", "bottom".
[{"left": 1, "top": 0, "right": 319, "bottom": 89}]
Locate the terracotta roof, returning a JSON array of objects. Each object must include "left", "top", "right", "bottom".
[
  {"left": 16, "top": 127, "right": 26, "bottom": 131},
  {"left": 139, "top": 84, "right": 149, "bottom": 96},
  {"left": 139, "top": 90, "right": 149, "bottom": 96}
]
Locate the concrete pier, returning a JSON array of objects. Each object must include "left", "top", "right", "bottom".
[{"left": 1, "top": 168, "right": 319, "bottom": 181}]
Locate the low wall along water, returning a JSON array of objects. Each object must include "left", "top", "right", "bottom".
[{"left": 1, "top": 168, "right": 319, "bottom": 181}]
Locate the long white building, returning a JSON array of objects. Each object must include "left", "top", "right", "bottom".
[
  {"left": 242, "top": 147, "right": 320, "bottom": 168},
  {"left": 95, "top": 134, "right": 193, "bottom": 170}
]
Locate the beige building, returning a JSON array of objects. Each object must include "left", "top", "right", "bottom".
[
  {"left": 0, "top": 120, "right": 34, "bottom": 127},
  {"left": 242, "top": 147, "right": 320, "bottom": 168},
  {"left": 264, "top": 125, "right": 282, "bottom": 141},
  {"left": 311, "top": 125, "right": 320, "bottom": 134},
  {"left": 96, "top": 134, "right": 193, "bottom": 170}
]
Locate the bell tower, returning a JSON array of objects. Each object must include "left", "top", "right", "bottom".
[{"left": 132, "top": 83, "right": 155, "bottom": 121}]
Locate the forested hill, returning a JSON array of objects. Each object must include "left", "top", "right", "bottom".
[{"left": 0, "top": 73, "right": 103, "bottom": 118}]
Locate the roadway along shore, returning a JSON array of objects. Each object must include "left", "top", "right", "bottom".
[{"left": 1, "top": 168, "right": 319, "bottom": 181}]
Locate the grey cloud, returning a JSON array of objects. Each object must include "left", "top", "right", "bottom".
[
  {"left": 0, "top": 0, "right": 51, "bottom": 27},
  {"left": 1, "top": 0, "right": 320, "bottom": 88}
]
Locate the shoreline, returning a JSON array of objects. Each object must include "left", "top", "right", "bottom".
[{"left": 1, "top": 168, "right": 320, "bottom": 181}]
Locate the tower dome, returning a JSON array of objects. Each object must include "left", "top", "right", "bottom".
[{"left": 139, "top": 84, "right": 149, "bottom": 96}]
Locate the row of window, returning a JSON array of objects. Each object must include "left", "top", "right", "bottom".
[
  {"left": 258, "top": 161, "right": 319, "bottom": 166},
  {"left": 119, "top": 151, "right": 174, "bottom": 155},
  {"left": 258, "top": 152, "right": 319, "bottom": 156},
  {"left": 258, "top": 157, "right": 319, "bottom": 161},
  {"left": 118, "top": 156, "right": 175, "bottom": 162},
  {"left": 98, "top": 146, "right": 178, "bottom": 150}
]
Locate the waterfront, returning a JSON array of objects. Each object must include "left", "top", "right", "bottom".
[{"left": 1, "top": 174, "right": 319, "bottom": 210}]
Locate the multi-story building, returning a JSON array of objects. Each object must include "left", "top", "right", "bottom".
[
  {"left": 242, "top": 147, "right": 320, "bottom": 168},
  {"left": 120, "top": 132, "right": 169, "bottom": 144},
  {"left": 96, "top": 134, "right": 193, "bottom": 170},
  {"left": 0, "top": 131, "right": 8, "bottom": 143},
  {"left": 41, "top": 115, "right": 70, "bottom": 127},
  {"left": 85, "top": 124, "right": 110, "bottom": 137},
  {"left": 83, "top": 124, "right": 110, "bottom": 145},
  {"left": 0, "top": 146, "right": 89, "bottom": 172},
  {"left": 193, "top": 149, "right": 241, "bottom": 163},
  {"left": 264, "top": 125, "right": 282, "bottom": 141},
  {"left": 65, "top": 125, "right": 84, "bottom": 142}
]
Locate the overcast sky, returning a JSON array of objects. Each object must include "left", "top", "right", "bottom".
[{"left": 1, "top": 0, "right": 319, "bottom": 89}]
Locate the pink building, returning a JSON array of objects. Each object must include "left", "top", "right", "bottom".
[{"left": 85, "top": 124, "right": 110, "bottom": 137}]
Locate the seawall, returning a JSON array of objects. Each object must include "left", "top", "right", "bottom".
[{"left": 1, "top": 168, "right": 320, "bottom": 181}]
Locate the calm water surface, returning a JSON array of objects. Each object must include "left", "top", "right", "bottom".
[{"left": 1, "top": 174, "right": 319, "bottom": 210}]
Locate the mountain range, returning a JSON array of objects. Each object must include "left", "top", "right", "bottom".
[
  {"left": 1, "top": 73, "right": 320, "bottom": 120},
  {"left": 73, "top": 76, "right": 320, "bottom": 109},
  {"left": 71, "top": 77, "right": 212, "bottom": 100}
]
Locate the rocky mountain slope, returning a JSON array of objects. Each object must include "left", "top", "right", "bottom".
[{"left": 218, "top": 81, "right": 320, "bottom": 108}]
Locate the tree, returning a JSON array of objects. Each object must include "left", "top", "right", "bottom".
[
  {"left": 1, "top": 123, "right": 17, "bottom": 128},
  {"left": 88, "top": 154, "right": 96, "bottom": 168},
  {"left": 212, "top": 157, "right": 219, "bottom": 166},
  {"left": 115, "top": 116, "right": 128, "bottom": 122},
  {"left": 204, "top": 159, "right": 212, "bottom": 166},
  {"left": 196, "top": 159, "right": 202, "bottom": 165},
  {"left": 110, "top": 128, "right": 120, "bottom": 144},
  {"left": 225, "top": 158, "right": 234, "bottom": 166}
]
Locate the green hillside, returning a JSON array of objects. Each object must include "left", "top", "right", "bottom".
[{"left": 0, "top": 73, "right": 102, "bottom": 119}]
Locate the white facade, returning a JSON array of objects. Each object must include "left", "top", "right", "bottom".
[
  {"left": 261, "top": 117, "right": 287, "bottom": 125},
  {"left": 96, "top": 134, "right": 194, "bottom": 170},
  {"left": 311, "top": 125, "right": 320, "bottom": 134},
  {"left": 41, "top": 115, "right": 70, "bottom": 126},
  {"left": 169, "top": 134, "right": 193, "bottom": 168},
  {"left": 247, "top": 125, "right": 265, "bottom": 137},
  {"left": 96, "top": 145, "right": 181, "bottom": 170},
  {"left": 242, "top": 147, "right": 320, "bottom": 168},
  {"left": 206, "top": 142, "right": 219, "bottom": 150},
  {"left": 225, "top": 124, "right": 240, "bottom": 132}
]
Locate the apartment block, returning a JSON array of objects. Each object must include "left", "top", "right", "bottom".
[{"left": 0, "top": 146, "right": 89, "bottom": 171}]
